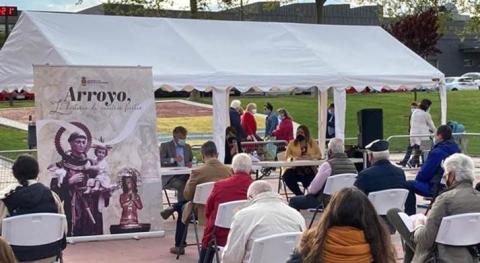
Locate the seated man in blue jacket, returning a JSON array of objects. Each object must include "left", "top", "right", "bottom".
[
  {"left": 411, "top": 125, "right": 460, "bottom": 198},
  {"left": 354, "top": 140, "right": 412, "bottom": 214},
  {"left": 405, "top": 125, "right": 460, "bottom": 215}
]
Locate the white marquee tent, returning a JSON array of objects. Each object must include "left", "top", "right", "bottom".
[{"left": 0, "top": 11, "right": 446, "bottom": 160}]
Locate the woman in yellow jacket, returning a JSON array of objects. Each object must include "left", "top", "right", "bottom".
[{"left": 283, "top": 125, "right": 321, "bottom": 196}]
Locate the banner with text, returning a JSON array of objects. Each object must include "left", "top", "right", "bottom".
[{"left": 34, "top": 65, "right": 162, "bottom": 237}]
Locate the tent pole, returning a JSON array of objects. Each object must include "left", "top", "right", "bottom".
[
  {"left": 332, "top": 87, "right": 346, "bottom": 140},
  {"left": 318, "top": 87, "right": 328, "bottom": 158},
  {"left": 439, "top": 81, "right": 447, "bottom": 125},
  {"left": 212, "top": 88, "right": 229, "bottom": 163}
]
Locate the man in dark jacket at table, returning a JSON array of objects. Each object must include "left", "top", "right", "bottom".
[{"left": 354, "top": 140, "right": 412, "bottom": 214}]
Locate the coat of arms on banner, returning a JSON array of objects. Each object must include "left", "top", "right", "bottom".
[{"left": 34, "top": 65, "right": 162, "bottom": 237}]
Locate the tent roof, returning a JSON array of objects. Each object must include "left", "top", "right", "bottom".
[{"left": 0, "top": 11, "right": 444, "bottom": 92}]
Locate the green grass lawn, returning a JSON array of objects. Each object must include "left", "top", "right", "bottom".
[
  {"left": 196, "top": 90, "right": 480, "bottom": 154},
  {"left": 0, "top": 125, "right": 30, "bottom": 160},
  {"left": 0, "top": 100, "right": 34, "bottom": 109}
]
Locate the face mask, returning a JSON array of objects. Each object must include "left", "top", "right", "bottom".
[
  {"left": 177, "top": 139, "right": 186, "bottom": 147},
  {"left": 252, "top": 109, "right": 257, "bottom": 114},
  {"left": 296, "top": 134, "right": 305, "bottom": 141}
]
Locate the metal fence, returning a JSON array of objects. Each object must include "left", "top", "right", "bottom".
[
  {"left": 0, "top": 149, "right": 37, "bottom": 189},
  {"left": 386, "top": 132, "right": 480, "bottom": 156}
]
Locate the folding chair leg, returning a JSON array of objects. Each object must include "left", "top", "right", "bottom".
[
  {"left": 164, "top": 189, "right": 175, "bottom": 220},
  {"left": 308, "top": 206, "right": 322, "bottom": 228},
  {"left": 192, "top": 210, "right": 201, "bottom": 256},
  {"left": 215, "top": 244, "right": 221, "bottom": 263},
  {"left": 282, "top": 178, "right": 289, "bottom": 202},
  {"left": 164, "top": 189, "right": 172, "bottom": 206}
]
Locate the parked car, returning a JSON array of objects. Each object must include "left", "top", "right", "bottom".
[
  {"left": 445, "top": 77, "right": 478, "bottom": 91},
  {"left": 461, "top": 72, "right": 480, "bottom": 87}
]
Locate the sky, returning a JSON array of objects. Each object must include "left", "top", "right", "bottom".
[{"left": 2, "top": 0, "right": 349, "bottom": 12}]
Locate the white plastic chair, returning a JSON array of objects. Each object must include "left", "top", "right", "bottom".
[
  {"left": 435, "top": 213, "right": 480, "bottom": 246},
  {"left": 208, "top": 200, "right": 249, "bottom": 263},
  {"left": 2, "top": 213, "right": 66, "bottom": 262},
  {"left": 192, "top": 182, "right": 215, "bottom": 253},
  {"left": 178, "top": 182, "right": 216, "bottom": 258},
  {"left": 368, "top": 189, "right": 409, "bottom": 215},
  {"left": 309, "top": 173, "right": 357, "bottom": 228},
  {"left": 214, "top": 200, "right": 249, "bottom": 229},
  {"left": 323, "top": 173, "right": 357, "bottom": 195},
  {"left": 247, "top": 232, "right": 302, "bottom": 263}
]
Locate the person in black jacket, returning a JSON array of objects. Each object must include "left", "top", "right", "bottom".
[
  {"left": 354, "top": 140, "right": 413, "bottom": 215},
  {"left": 229, "top": 100, "right": 246, "bottom": 143},
  {"left": 0, "top": 155, "right": 66, "bottom": 262}
]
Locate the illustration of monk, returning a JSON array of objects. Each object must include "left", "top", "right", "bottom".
[{"left": 49, "top": 123, "right": 111, "bottom": 237}]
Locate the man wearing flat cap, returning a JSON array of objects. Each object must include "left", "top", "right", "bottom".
[{"left": 354, "top": 140, "right": 413, "bottom": 215}]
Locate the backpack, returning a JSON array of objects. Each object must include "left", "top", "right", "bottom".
[{"left": 447, "top": 121, "right": 465, "bottom": 133}]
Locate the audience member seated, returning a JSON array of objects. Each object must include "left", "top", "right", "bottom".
[
  {"left": 222, "top": 180, "right": 306, "bottom": 263},
  {"left": 180, "top": 141, "right": 232, "bottom": 251},
  {"left": 289, "top": 138, "right": 356, "bottom": 210},
  {"left": 272, "top": 108, "right": 294, "bottom": 145},
  {"left": 0, "top": 237, "right": 16, "bottom": 263},
  {"left": 354, "top": 140, "right": 413, "bottom": 215},
  {"left": 225, "top": 126, "right": 240, "bottom": 164},
  {"left": 229, "top": 100, "right": 247, "bottom": 143},
  {"left": 0, "top": 156, "right": 66, "bottom": 262},
  {"left": 160, "top": 126, "right": 194, "bottom": 254},
  {"left": 166, "top": 141, "right": 232, "bottom": 256},
  {"left": 388, "top": 153, "right": 480, "bottom": 263},
  {"left": 288, "top": 187, "right": 396, "bottom": 263},
  {"left": 199, "top": 153, "right": 254, "bottom": 263},
  {"left": 283, "top": 125, "right": 321, "bottom": 196},
  {"left": 408, "top": 125, "right": 460, "bottom": 200},
  {"left": 241, "top": 103, "right": 261, "bottom": 142},
  {"left": 263, "top": 102, "right": 279, "bottom": 139}
]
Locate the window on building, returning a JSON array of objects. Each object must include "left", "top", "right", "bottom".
[{"left": 464, "top": 59, "right": 474, "bottom": 67}]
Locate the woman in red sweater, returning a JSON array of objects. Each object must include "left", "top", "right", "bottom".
[
  {"left": 241, "top": 103, "right": 261, "bottom": 141},
  {"left": 272, "top": 108, "right": 294, "bottom": 143}
]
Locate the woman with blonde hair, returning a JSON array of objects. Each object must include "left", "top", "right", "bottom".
[
  {"left": 288, "top": 187, "right": 396, "bottom": 263},
  {"left": 0, "top": 237, "right": 16, "bottom": 263}
]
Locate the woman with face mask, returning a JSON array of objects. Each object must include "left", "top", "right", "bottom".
[
  {"left": 272, "top": 108, "right": 294, "bottom": 145},
  {"left": 241, "top": 103, "right": 261, "bottom": 142},
  {"left": 282, "top": 125, "right": 322, "bottom": 196}
]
